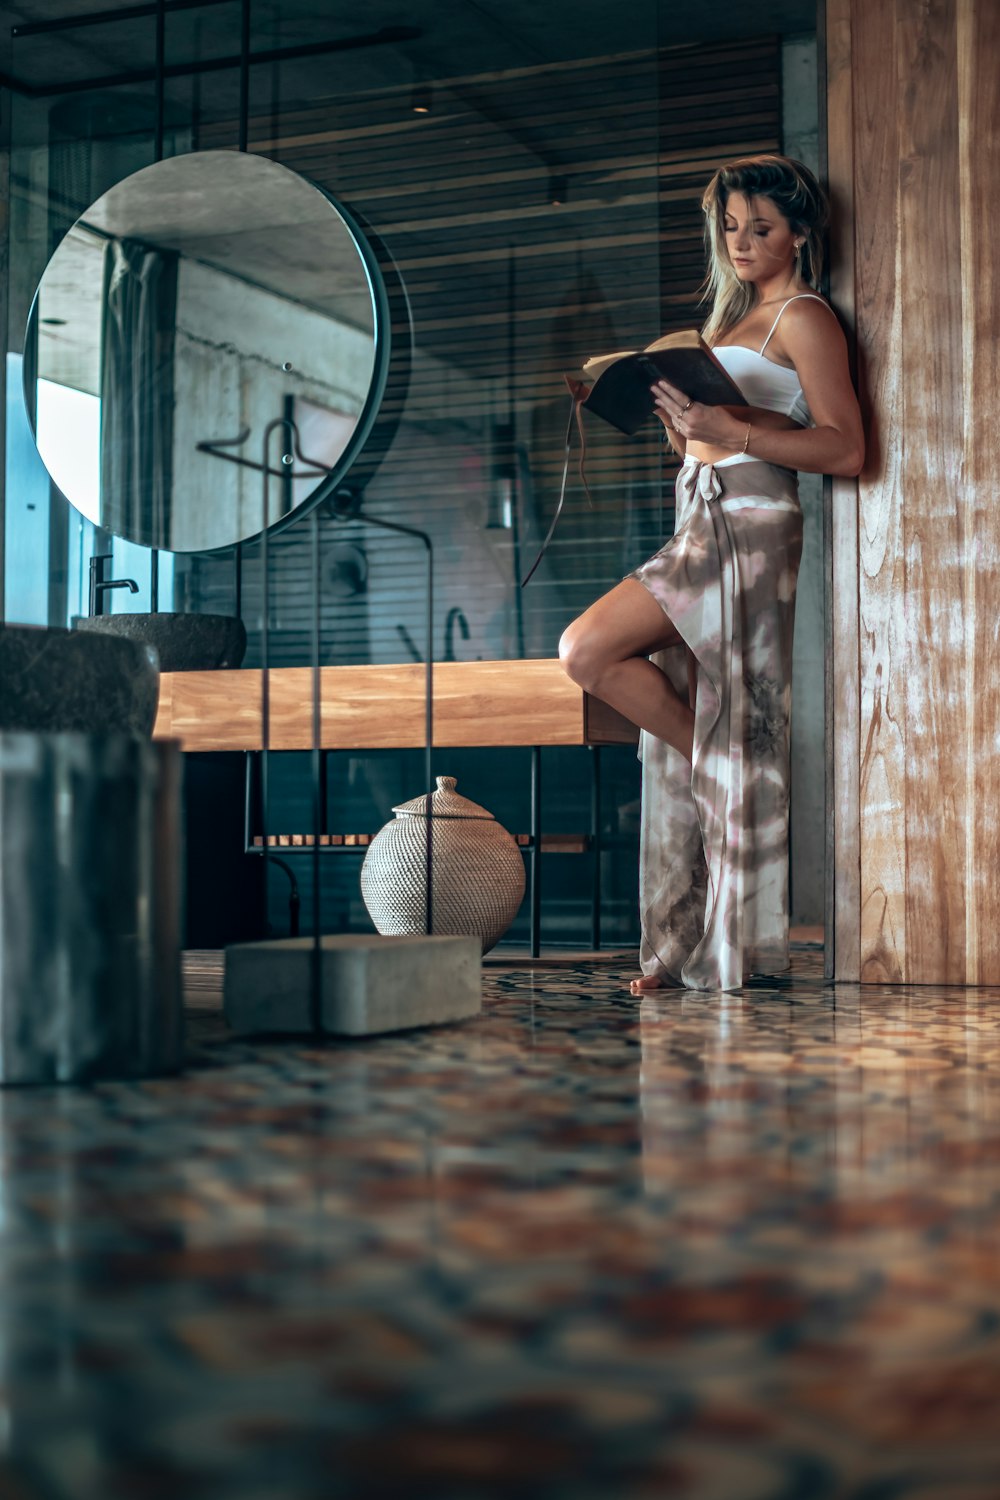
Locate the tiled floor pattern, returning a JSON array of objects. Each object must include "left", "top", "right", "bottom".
[{"left": 2, "top": 950, "right": 1000, "bottom": 1498}]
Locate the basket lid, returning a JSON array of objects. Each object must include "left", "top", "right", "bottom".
[{"left": 392, "top": 775, "right": 495, "bottom": 820}]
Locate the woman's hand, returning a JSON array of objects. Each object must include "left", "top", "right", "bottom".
[{"left": 651, "top": 379, "right": 746, "bottom": 448}]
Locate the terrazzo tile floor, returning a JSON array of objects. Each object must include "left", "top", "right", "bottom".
[{"left": 3, "top": 946, "right": 1000, "bottom": 1499}]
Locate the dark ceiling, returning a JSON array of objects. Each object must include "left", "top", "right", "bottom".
[{"left": 2, "top": 0, "right": 816, "bottom": 110}]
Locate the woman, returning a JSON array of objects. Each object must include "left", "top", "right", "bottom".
[{"left": 559, "top": 155, "right": 863, "bottom": 993}]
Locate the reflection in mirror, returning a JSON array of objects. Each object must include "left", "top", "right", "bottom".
[{"left": 25, "top": 150, "right": 388, "bottom": 553}]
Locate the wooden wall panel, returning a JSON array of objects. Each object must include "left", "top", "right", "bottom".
[
  {"left": 958, "top": 0, "right": 1000, "bottom": 982},
  {"left": 897, "top": 0, "right": 966, "bottom": 981},
  {"left": 825, "top": 0, "right": 861, "bottom": 980},
  {"left": 828, "top": 0, "right": 1000, "bottom": 983},
  {"left": 853, "top": 0, "right": 906, "bottom": 983}
]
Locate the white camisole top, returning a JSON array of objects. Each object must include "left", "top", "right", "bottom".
[{"left": 707, "top": 294, "right": 832, "bottom": 465}]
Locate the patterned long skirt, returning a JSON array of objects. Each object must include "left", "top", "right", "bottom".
[{"left": 629, "top": 457, "right": 803, "bottom": 992}]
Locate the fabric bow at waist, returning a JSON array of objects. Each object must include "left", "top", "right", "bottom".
[{"left": 678, "top": 458, "right": 800, "bottom": 520}]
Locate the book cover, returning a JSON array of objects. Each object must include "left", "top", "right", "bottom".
[{"left": 581, "top": 330, "right": 747, "bottom": 436}]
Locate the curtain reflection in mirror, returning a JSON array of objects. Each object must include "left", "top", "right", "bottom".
[{"left": 100, "top": 237, "right": 178, "bottom": 548}]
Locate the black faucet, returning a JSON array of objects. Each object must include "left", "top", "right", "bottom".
[
  {"left": 395, "top": 623, "right": 423, "bottom": 663},
  {"left": 444, "top": 607, "right": 470, "bottom": 662},
  {"left": 89, "top": 554, "right": 139, "bottom": 617}
]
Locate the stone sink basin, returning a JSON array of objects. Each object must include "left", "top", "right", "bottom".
[
  {"left": 74, "top": 612, "right": 247, "bottom": 672},
  {"left": 0, "top": 622, "right": 160, "bottom": 737}
]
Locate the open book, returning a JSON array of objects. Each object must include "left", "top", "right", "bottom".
[{"left": 581, "top": 328, "right": 747, "bottom": 436}]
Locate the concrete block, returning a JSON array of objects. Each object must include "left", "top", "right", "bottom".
[{"left": 224, "top": 933, "right": 481, "bottom": 1036}]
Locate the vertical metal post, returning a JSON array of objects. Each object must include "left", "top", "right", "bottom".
[
  {"left": 530, "top": 745, "right": 541, "bottom": 957},
  {"left": 506, "top": 247, "right": 526, "bottom": 659},
  {"left": 238, "top": 0, "right": 251, "bottom": 152},
  {"left": 234, "top": 542, "right": 242, "bottom": 619},
  {"left": 259, "top": 426, "right": 273, "bottom": 934},
  {"left": 150, "top": 0, "right": 165, "bottom": 609},
  {"left": 318, "top": 750, "right": 328, "bottom": 837},
  {"left": 309, "top": 504, "right": 322, "bottom": 1034},
  {"left": 190, "top": 15, "right": 203, "bottom": 150},
  {"left": 243, "top": 749, "right": 257, "bottom": 853},
  {"left": 424, "top": 538, "right": 433, "bottom": 937},
  {"left": 281, "top": 394, "right": 295, "bottom": 516},
  {"left": 153, "top": 0, "right": 165, "bottom": 161},
  {"left": 590, "top": 745, "right": 601, "bottom": 951}
]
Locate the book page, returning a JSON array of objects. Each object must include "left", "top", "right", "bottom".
[
  {"left": 581, "top": 349, "right": 639, "bottom": 380},
  {"left": 644, "top": 329, "right": 702, "bottom": 353},
  {"left": 582, "top": 329, "right": 703, "bottom": 382}
]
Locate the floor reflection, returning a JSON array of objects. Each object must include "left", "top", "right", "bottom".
[{"left": 0, "top": 954, "right": 998, "bottom": 1498}]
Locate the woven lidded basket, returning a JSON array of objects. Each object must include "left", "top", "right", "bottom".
[{"left": 360, "top": 776, "right": 526, "bottom": 953}]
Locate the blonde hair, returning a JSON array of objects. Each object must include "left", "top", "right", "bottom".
[{"left": 699, "top": 154, "right": 829, "bottom": 343}]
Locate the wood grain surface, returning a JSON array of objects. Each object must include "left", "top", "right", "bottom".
[
  {"left": 153, "top": 659, "right": 639, "bottom": 751},
  {"left": 957, "top": 0, "right": 1000, "bottom": 982},
  {"left": 899, "top": 0, "right": 966, "bottom": 981},
  {"left": 829, "top": 0, "right": 1000, "bottom": 983},
  {"left": 826, "top": 0, "right": 862, "bottom": 982},
  {"left": 854, "top": 0, "right": 907, "bottom": 983}
]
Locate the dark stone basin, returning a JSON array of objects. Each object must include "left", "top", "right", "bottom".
[
  {"left": 0, "top": 623, "right": 160, "bottom": 737},
  {"left": 74, "top": 612, "right": 247, "bottom": 672}
]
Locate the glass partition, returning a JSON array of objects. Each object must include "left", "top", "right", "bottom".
[{"left": 1, "top": 0, "right": 806, "bottom": 944}]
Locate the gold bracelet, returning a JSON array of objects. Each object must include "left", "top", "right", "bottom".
[{"left": 741, "top": 422, "right": 752, "bottom": 455}]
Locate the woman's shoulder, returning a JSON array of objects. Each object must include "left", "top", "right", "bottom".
[
  {"left": 772, "top": 293, "right": 843, "bottom": 351},
  {"left": 710, "top": 292, "right": 839, "bottom": 351},
  {"left": 778, "top": 292, "right": 839, "bottom": 328}
]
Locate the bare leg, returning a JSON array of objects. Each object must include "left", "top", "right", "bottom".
[
  {"left": 559, "top": 579, "right": 694, "bottom": 996},
  {"left": 558, "top": 580, "right": 694, "bottom": 760}
]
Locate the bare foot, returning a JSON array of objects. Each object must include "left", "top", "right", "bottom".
[{"left": 629, "top": 974, "right": 666, "bottom": 995}]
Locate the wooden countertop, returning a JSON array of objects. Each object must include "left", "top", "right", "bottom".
[{"left": 153, "top": 659, "right": 639, "bottom": 752}]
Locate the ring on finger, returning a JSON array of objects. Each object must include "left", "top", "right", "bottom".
[{"left": 681, "top": 399, "right": 692, "bottom": 411}]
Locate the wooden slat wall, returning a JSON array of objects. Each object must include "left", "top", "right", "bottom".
[
  {"left": 827, "top": 0, "right": 1000, "bottom": 984},
  {"left": 187, "top": 38, "right": 781, "bottom": 668}
]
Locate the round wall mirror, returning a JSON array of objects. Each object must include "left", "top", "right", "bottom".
[{"left": 24, "top": 150, "right": 390, "bottom": 553}]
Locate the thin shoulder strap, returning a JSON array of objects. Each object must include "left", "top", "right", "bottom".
[{"left": 758, "top": 293, "right": 829, "bottom": 355}]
